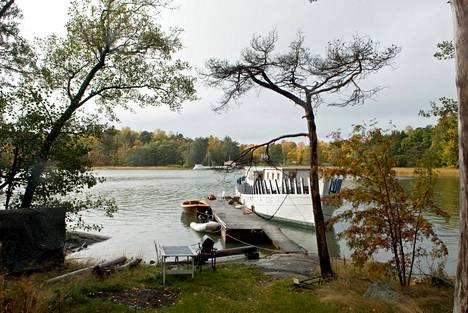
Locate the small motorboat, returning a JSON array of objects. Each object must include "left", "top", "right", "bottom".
[
  {"left": 190, "top": 221, "right": 221, "bottom": 233},
  {"left": 181, "top": 200, "right": 210, "bottom": 213},
  {"left": 181, "top": 200, "right": 213, "bottom": 221}
]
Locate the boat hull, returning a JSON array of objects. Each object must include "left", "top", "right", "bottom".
[
  {"left": 181, "top": 200, "right": 212, "bottom": 217},
  {"left": 239, "top": 193, "right": 334, "bottom": 227}
]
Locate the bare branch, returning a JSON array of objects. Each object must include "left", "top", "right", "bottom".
[
  {"left": 203, "top": 32, "right": 399, "bottom": 111},
  {"left": 0, "top": 0, "right": 15, "bottom": 20},
  {"left": 78, "top": 83, "right": 171, "bottom": 106},
  {"left": 233, "top": 132, "right": 308, "bottom": 166}
]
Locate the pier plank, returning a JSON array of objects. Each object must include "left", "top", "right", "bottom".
[
  {"left": 210, "top": 200, "right": 306, "bottom": 254},
  {"left": 211, "top": 200, "right": 263, "bottom": 230},
  {"left": 261, "top": 225, "right": 305, "bottom": 254}
]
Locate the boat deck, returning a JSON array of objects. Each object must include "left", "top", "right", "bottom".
[{"left": 210, "top": 200, "right": 306, "bottom": 254}]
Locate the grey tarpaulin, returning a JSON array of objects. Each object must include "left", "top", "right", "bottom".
[{"left": 0, "top": 207, "right": 65, "bottom": 274}]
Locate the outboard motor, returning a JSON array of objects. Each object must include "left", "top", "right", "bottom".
[
  {"left": 199, "top": 235, "right": 216, "bottom": 270},
  {"left": 201, "top": 235, "right": 215, "bottom": 253}
]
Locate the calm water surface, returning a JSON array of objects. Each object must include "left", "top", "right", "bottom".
[{"left": 73, "top": 170, "right": 460, "bottom": 275}]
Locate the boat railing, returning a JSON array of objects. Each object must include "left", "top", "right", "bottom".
[
  {"left": 239, "top": 177, "right": 343, "bottom": 195},
  {"left": 250, "top": 177, "right": 309, "bottom": 195}
]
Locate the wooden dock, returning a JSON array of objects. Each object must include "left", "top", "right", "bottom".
[
  {"left": 210, "top": 200, "right": 306, "bottom": 254},
  {"left": 261, "top": 225, "right": 305, "bottom": 254}
]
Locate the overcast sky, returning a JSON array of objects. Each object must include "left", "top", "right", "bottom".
[{"left": 16, "top": 0, "right": 455, "bottom": 143}]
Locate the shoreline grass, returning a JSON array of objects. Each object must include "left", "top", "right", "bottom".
[
  {"left": 0, "top": 261, "right": 453, "bottom": 313},
  {"left": 91, "top": 165, "right": 460, "bottom": 176},
  {"left": 393, "top": 167, "right": 459, "bottom": 177}
]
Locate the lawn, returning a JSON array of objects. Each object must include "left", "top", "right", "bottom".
[{"left": 0, "top": 260, "right": 454, "bottom": 313}]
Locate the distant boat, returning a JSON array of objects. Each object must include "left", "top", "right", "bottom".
[
  {"left": 235, "top": 166, "right": 343, "bottom": 227},
  {"left": 193, "top": 164, "right": 211, "bottom": 170}
]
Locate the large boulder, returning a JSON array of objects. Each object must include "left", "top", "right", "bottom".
[{"left": 0, "top": 207, "right": 65, "bottom": 274}]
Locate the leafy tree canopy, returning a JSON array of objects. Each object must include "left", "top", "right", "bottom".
[
  {"left": 0, "top": 0, "right": 34, "bottom": 87},
  {"left": 0, "top": 0, "right": 196, "bottom": 230}
]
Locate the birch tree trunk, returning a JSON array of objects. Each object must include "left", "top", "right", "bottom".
[{"left": 452, "top": 1, "right": 468, "bottom": 312}]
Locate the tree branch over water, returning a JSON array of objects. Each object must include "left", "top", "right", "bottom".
[{"left": 233, "top": 132, "right": 308, "bottom": 166}]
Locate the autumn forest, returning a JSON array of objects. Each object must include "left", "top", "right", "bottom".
[{"left": 90, "top": 96, "right": 457, "bottom": 168}]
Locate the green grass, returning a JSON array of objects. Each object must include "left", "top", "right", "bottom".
[
  {"left": 40, "top": 264, "right": 339, "bottom": 313},
  {"left": 162, "top": 265, "right": 336, "bottom": 313},
  {"left": 1, "top": 262, "right": 453, "bottom": 313}
]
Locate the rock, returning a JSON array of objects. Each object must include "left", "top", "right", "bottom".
[
  {"left": 0, "top": 207, "right": 66, "bottom": 273},
  {"left": 363, "top": 282, "right": 399, "bottom": 300},
  {"left": 240, "top": 253, "right": 318, "bottom": 279},
  {"left": 65, "top": 231, "right": 110, "bottom": 253}
]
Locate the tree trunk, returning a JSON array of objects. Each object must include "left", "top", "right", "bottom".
[
  {"left": 0, "top": 0, "right": 15, "bottom": 19},
  {"left": 305, "top": 106, "right": 333, "bottom": 278},
  {"left": 4, "top": 147, "right": 19, "bottom": 209},
  {"left": 452, "top": 1, "right": 468, "bottom": 312},
  {"left": 21, "top": 129, "right": 63, "bottom": 208},
  {"left": 21, "top": 104, "right": 78, "bottom": 208},
  {"left": 20, "top": 56, "right": 106, "bottom": 208}
]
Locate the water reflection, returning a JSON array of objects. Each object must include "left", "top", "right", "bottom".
[
  {"left": 398, "top": 176, "right": 460, "bottom": 247},
  {"left": 179, "top": 211, "right": 196, "bottom": 227}
]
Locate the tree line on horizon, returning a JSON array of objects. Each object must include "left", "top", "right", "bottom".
[{"left": 88, "top": 98, "right": 458, "bottom": 168}]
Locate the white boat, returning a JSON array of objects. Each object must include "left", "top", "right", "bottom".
[
  {"left": 192, "top": 164, "right": 211, "bottom": 170},
  {"left": 235, "top": 166, "right": 343, "bottom": 227},
  {"left": 190, "top": 221, "right": 221, "bottom": 233}
]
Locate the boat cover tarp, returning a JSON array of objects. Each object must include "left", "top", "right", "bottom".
[{"left": 0, "top": 206, "right": 65, "bottom": 274}]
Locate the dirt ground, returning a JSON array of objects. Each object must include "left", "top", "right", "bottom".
[
  {"left": 84, "top": 253, "right": 315, "bottom": 309},
  {"left": 87, "top": 288, "right": 179, "bottom": 310}
]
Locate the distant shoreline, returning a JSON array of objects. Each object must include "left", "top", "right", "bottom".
[
  {"left": 393, "top": 167, "right": 459, "bottom": 177},
  {"left": 92, "top": 166, "right": 190, "bottom": 170},
  {"left": 91, "top": 166, "right": 460, "bottom": 176}
]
